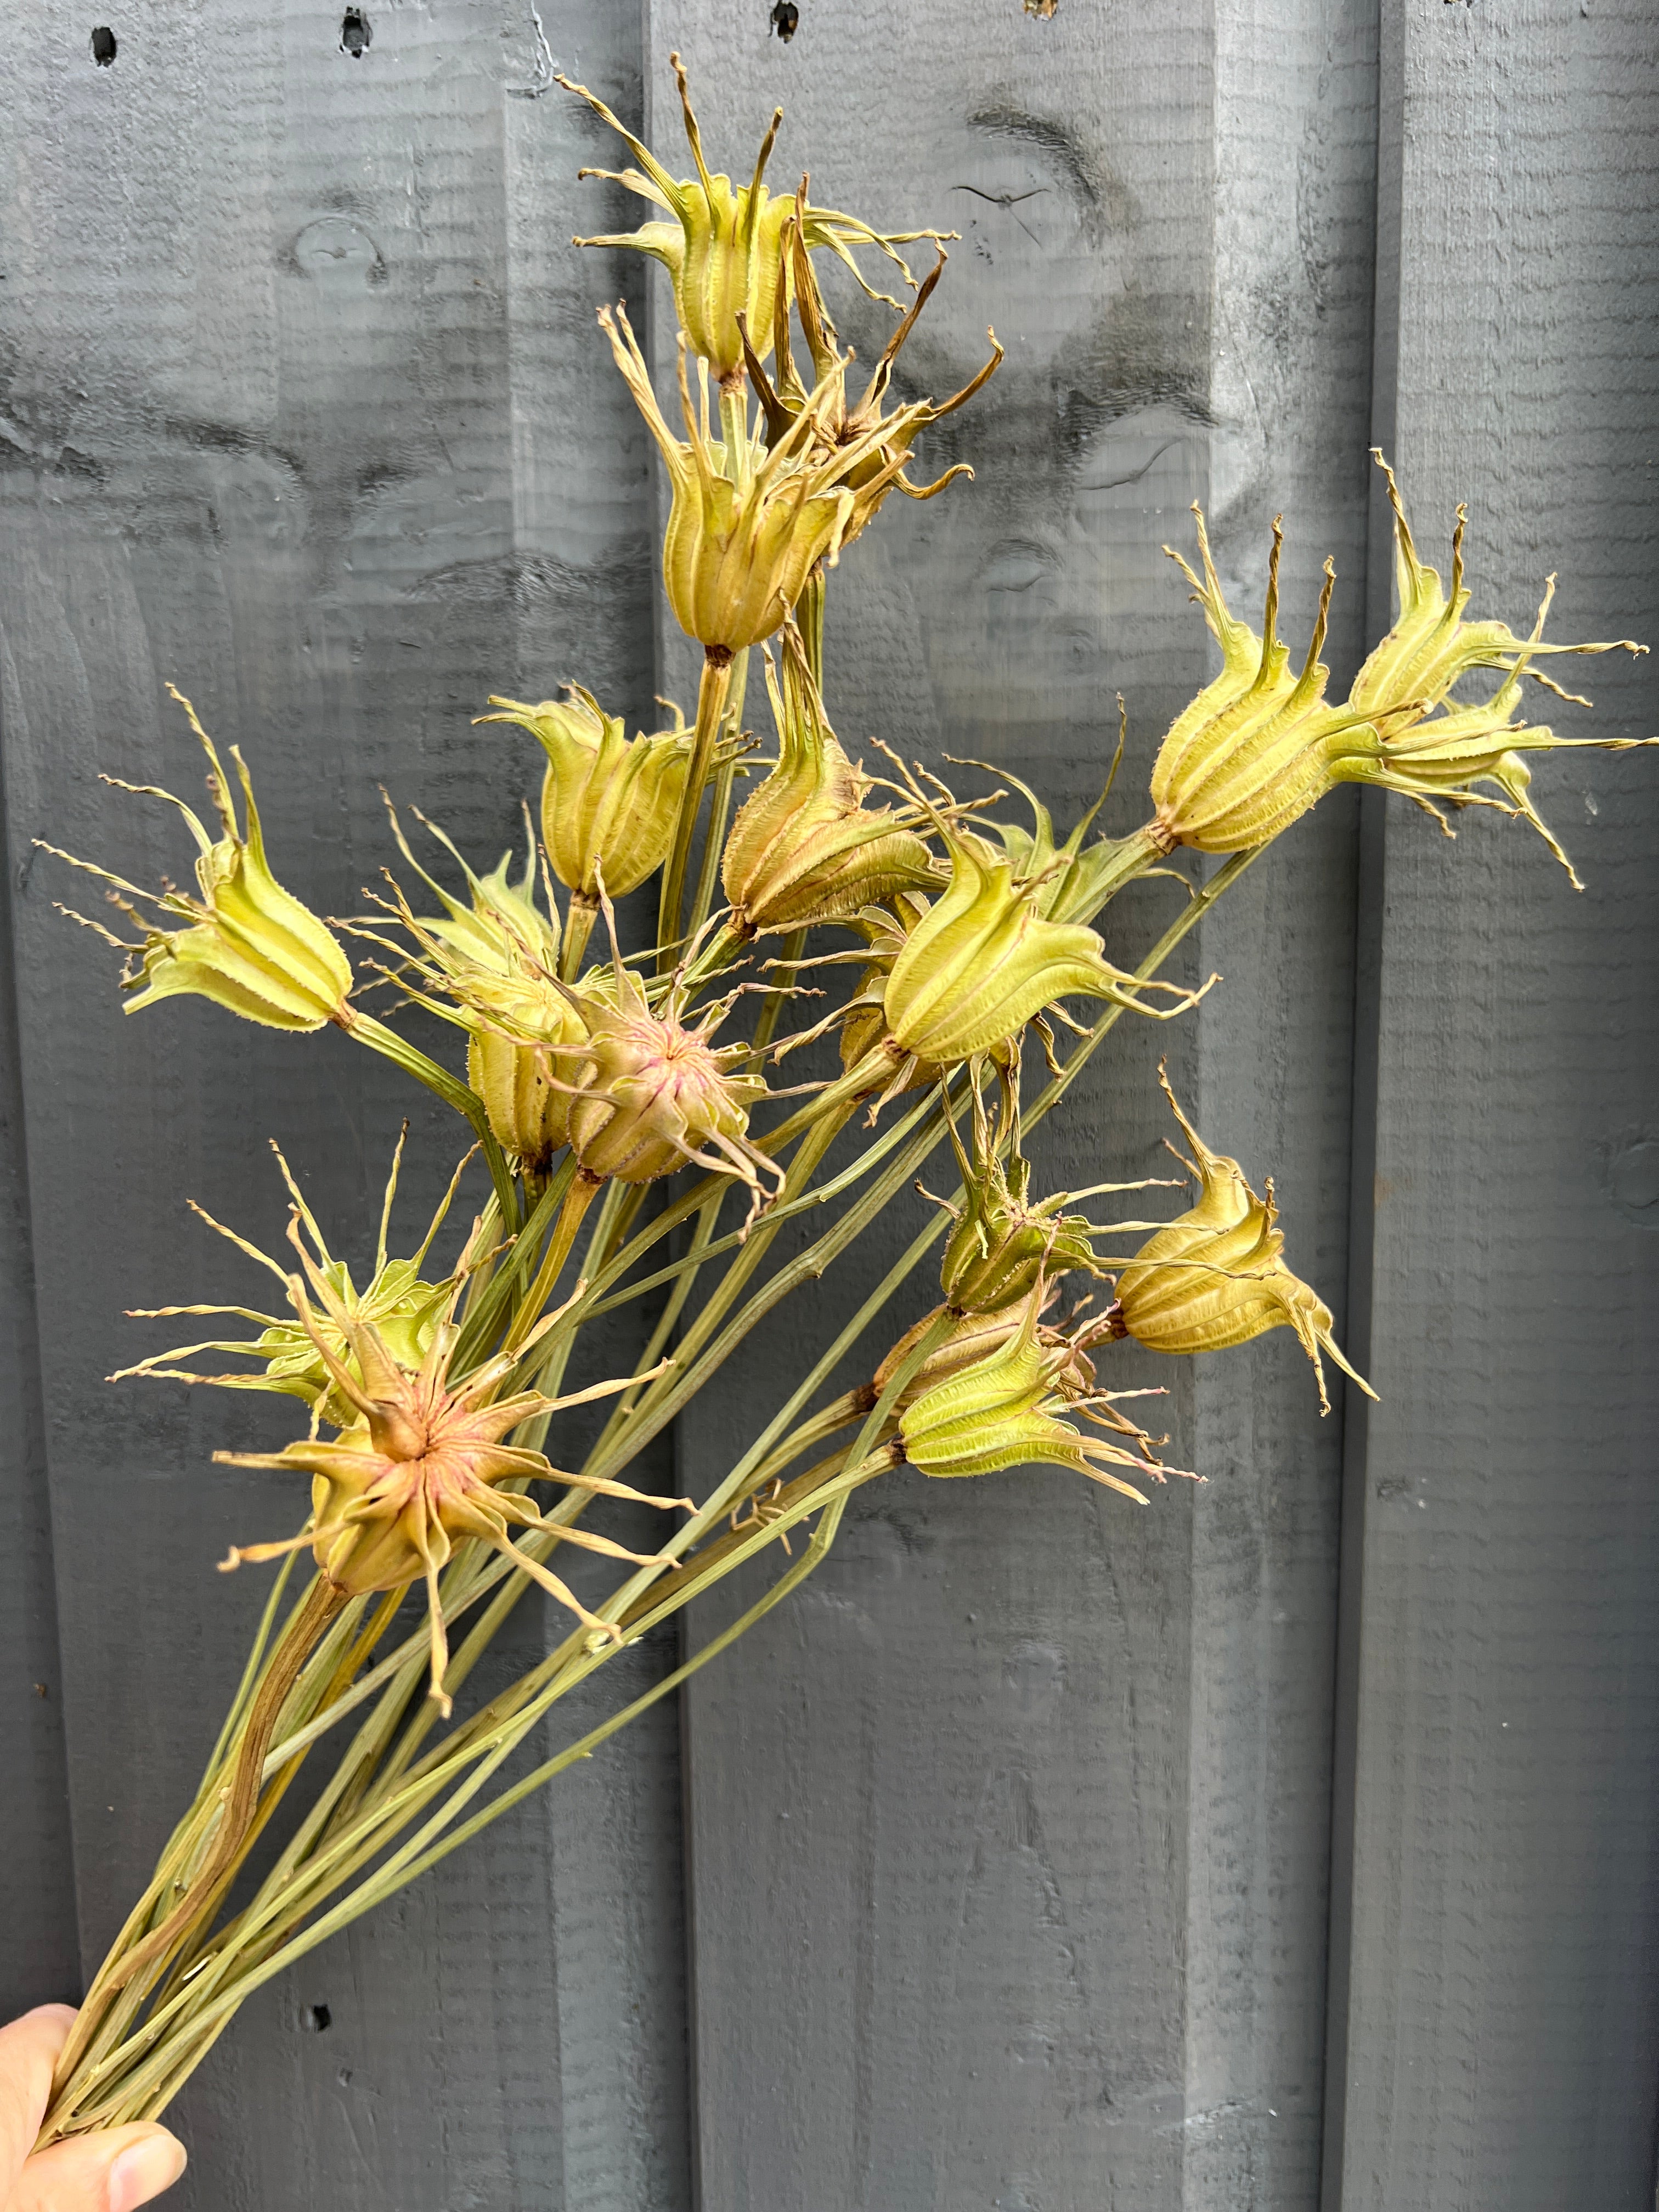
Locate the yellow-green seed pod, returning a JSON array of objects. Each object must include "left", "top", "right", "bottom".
[
  {"left": 43, "top": 685, "right": 352, "bottom": 1031},
  {"left": 1325, "top": 458, "right": 1652, "bottom": 884},
  {"left": 559, "top": 55, "right": 938, "bottom": 385},
  {"left": 565, "top": 1000, "right": 764, "bottom": 1186},
  {"left": 216, "top": 1279, "right": 693, "bottom": 1708},
  {"left": 721, "top": 624, "right": 938, "bottom": 933},
  {"left": 379, "top": 829, "right": 589, "bottom": 1175},
  {"left": 743, "top": 215, "right": 1002, "bottom": 550},
  {"left": 601, "top": 304, "right": 923, "bottom": 651},
  {"left": 476, "top": 688, "right": 693, "bottom": 907},
  {"left": 883, "top": 832, "right": 1199, "bottom": 1066},
  {"left": 1108, "top": 1069, "right": 1373, "bottom": 1414},
  {"left": 112, "top": 1131, "right": 470, "bottom": 1431},
  {"left": 1147, "top": 514, "right": 1381, "bottom": 854},
  {"left": 930, "top": 1081, "right": 1130, "bottom": 1316},
  {"left": 1349, "top": 452, "right": 1641, "bottom": 721},
  {"left": 895, "top": 1290, "right": 1156, "bottom": 1499}
]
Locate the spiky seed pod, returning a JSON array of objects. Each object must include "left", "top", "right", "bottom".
[
  {"left": 1349, "top": 451, "right": 1642, "bottom": 721},
  {"left": 1147, "top": 514, "right": 1387, "bottom": 855},
  {"left": 929, "top": 1081, "right": 1170, "bottom": 1316},
  {"left": 217, "top": 1278, "right": 692, "bottom": 1712},
  {"left": 1107, "top": 1068, "right": 1374, "bottom": 1415},
  {"left": 881, "top": 832, "right": 1206, "bottom": 1069},
  {"left": 41, "top": 685, "right": 352, "bottom": 1031},
  {"left": 558, "top": 54, "right": 938, "bottom": 385},
  {"left": 874, "top": 1297, "right": 1118, "bottom": 1412},
  {"left": 893, "top": 1286, "right": 1167, "bottom": 1501},
  {"left": 548, "top": 901, "right": 785, "bottom": 1226},
  {"left": 601, "top": 304, "right": 927, "bottom": 651},
  {"left": 741, "top": 212, "right": 1002, "bottom": 549},
  {"left": 363, "top": 821, "right": 589, "bottom": 1175},
  {"left": 475, "top": 688, "right": 696, "bottom": 907},
  {"left": 720, "top": 623, "right": 939, "bottom": 934},
  {"left": 1325, "top": 456, "right": 1652, "bottom": 885},
  {"left": 113, "top": 1131, "right": 470, "bottom": 1430}
]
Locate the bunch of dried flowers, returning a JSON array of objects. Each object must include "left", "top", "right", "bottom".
[{"left": 32, "top": 63, "right": 1649, "bottom": 2146}]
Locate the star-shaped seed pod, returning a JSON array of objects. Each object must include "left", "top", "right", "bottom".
[
  {"left": 741, "top": 205, "right": 1002, "bottom": 551},
  {"left": 1105, "top": 1066, "right": 1375, "bottom": 1414},
  {"left": 559, "top": 54, "right": 939, "bottom": 385},
  {"left": 112, "top": 1128, "right": 471, "bottom": 1431},
  {"left": 217, "top": 1276, "right": 691, "bottom": 1713},
  {"left": 543, "top": 895, "right": 786, "bottom": 1230},
  {"left": 892, "top": 1283, "right": 1174, "bottom": 1502},
  {"left": 601, "top": 303, "right": 922, "bottom": 651},
  {"left": 720, "top": 619, "right": 939, "bottom": 935},
  {"left": 40, "top": 685, "right": 353, "bottom": 1031}
]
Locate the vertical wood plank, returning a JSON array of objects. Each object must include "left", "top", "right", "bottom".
[
  {"left": 1324, "top": 2, "right": 1659, "bottom": 2204},
  {"left": 641, "top": 7, "right": 1374, "bottom": 2207},
  {"left": 0, "top": 665, "right": 78, "bottom": 2014},
  {"left": 0, "top": 3, "right": 686, "bottom": 2203}
]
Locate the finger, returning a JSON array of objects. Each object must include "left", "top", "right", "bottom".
[
  {"left": 8, "top": 2124, "right": 187, "bottom": 2212},
  {"left": 0, "top": 2008, "right": 75, "bottom": 2197}
]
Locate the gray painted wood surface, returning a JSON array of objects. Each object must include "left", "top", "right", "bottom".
[{"left": 1, "top": 2, "right": 1654, "bottom": 2208}]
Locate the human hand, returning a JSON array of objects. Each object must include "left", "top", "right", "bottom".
[{"left": 0, "top": 2008, "right": 185, "bottom": 2211}]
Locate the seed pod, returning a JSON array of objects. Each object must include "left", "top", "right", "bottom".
[
  {"left": 1350, "top": 451, "right": 1643, "bottom": 721},
  {"left": 1148, "top": 515, "right": 1381, "bottom": 854},
  {"left": 883, "top": 832, "right": 1203, "bottom": 1068},
  {"left": 548, "top": 898, "right": 785, "bottom": 1225},
  {"left": 112, "top": 1130, "right": 469, "bottom": 1431},
  {"left": 601, "top": 303, "right": 929, "bottom": 650},
  {"left": 217, "top": 1279, "right": 692, "bottom": 1710},
  {"left": 42, "top": 685, "right": 352, "bottom": 1031},
  {"left": 370, "top": 823, "right": 588, "bottom": 1176},
  {"left": 742, "top": 212, "right": 1001, "bottom": 550},
  {"left": 1327, "top": 456, "right": 1652, "bottom": 884},
  {"left": 894, "top": 1288, "right": 1163, "bottom": 1500},
  {"left": 476, "top": 688, "right": 695, "bottom": 908},
  {"left": 721, "top": 624, "right": 938, "bottom": 933},
  {"left": 560, "top": 55, "right": 938, "bottom": 385},
  {"left": 930, "top": 1077, "right": 1159, "bottom": 1316},
  {"left": 1108, "top": 1068, "right": 1373, "bottom": 1414}
]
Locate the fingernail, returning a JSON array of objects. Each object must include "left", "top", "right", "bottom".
[{"left": 109, "top": 2133, "right": 188, "bottom": 2212}]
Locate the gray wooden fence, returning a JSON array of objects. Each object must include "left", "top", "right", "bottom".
[{"left": 3, "top": 2, "right": 1656, "bottom": 2206}]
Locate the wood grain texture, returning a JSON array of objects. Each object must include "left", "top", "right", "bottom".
[
  {"left": 1325, "top": 2, "right": 1659, "bottom": 2205},
  {"left": 0, "top": 3, "right": 686, "bottom": 2204},
  {"left": 0, "top": 658, "right": 78, "bottom": 2015},
  {"left": 646, "top": 5, "right": 1373, "bottom": 2207}
]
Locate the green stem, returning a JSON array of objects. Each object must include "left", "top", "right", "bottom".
[{"left": 658, "top": 648, "right": 734, "bottom": 965}]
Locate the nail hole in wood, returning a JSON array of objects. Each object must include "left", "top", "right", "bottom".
[
  {"left": 340, "top": 8, "right": 370, "bottom": 57},
  {"left": 90, "top": 25, "right": 116, "bottom": 64}
]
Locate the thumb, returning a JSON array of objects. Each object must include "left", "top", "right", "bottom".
[{"left": 7, "top": 2123, "right": 187, "bottom": 2212}]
